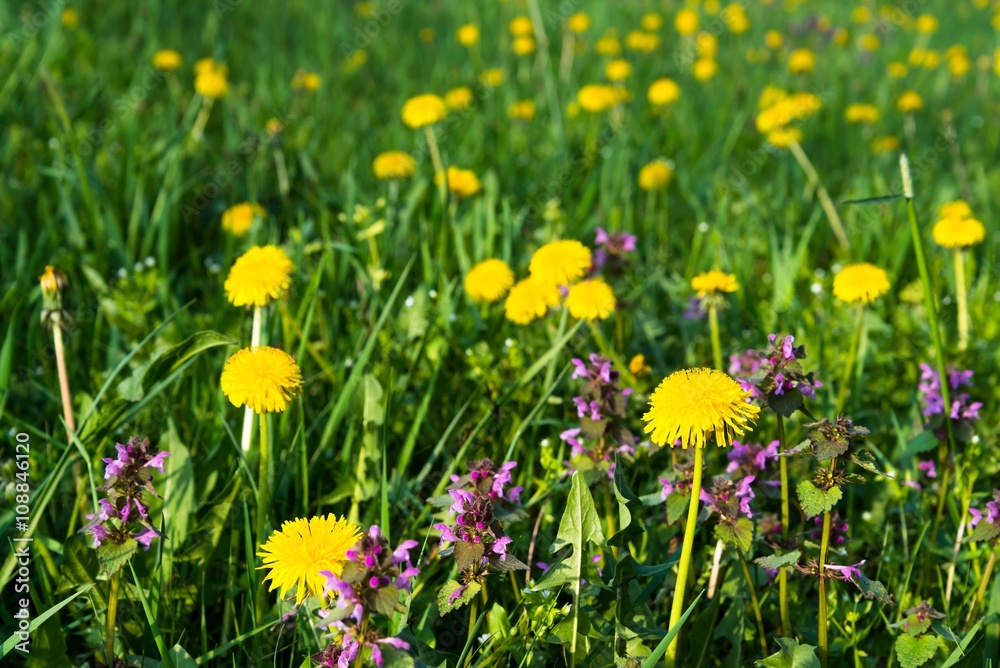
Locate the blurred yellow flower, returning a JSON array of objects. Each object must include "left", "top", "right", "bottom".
[
  {"left": 764, "top": 30, "right": 783, "bottom": 49},
  {"left": 625, "top": 30, "right": 659, "bottom": 52},
  {"left": 788, "top": 48, "right": 815, "bottom": 74},
  {"left": 833, "top": 263, "right": 890, "bottom": 304},
  {"left": 726, "top": 5, "right": 750, "bottom": 33},
  {"left": 755, "top": 92, "right": 821, "bottom": 133},
  {"left": 372, "top": 151, "right": 416, "bottom": 180},
  {"left": 513, "top": 36, "right": 536, "bottom": 55},
  {"left": 445, "top": 87, "right": 474, "bottom": 111},
  {"left": 832, "top": 28, "right": 850, "bottom": 46},
  {"left": 567, "top": 12, "right": 591, "bottom": 33},
  {"left": 766, "top": 126, "right": 803, "bottom": 148},
  {"left": 916, "top": 14, "right": 939, "bottom": 33},
  {"left": 869, "top": 135, "right": 900, "bottom": 153},
  {"left": 845, "top": 103, "right": 880, "bottom": 123},
  {"left": 510, "top": 16, "right": 533, "bottom": 37},
  {"left": 566, "top": 278, "right": 616, "bottom": 321},
  {"left": 504, "top": 277, "right": 560, "bottom": 324},
  {"left": 859, "top": 34, "right": 880, "bottom": 51},
  {"left": 225, "top": 245, "right": 294, "bottom": 307},
  {"left": 465, "top": 259, "right": 515, "bottom": 303},
  {"left": 402, "top": 94, "right": 447, "bottom": 128},
  {"left": 692, "top": 270, "right": 739, "bottom": 296},
  {"left": 851, "top": 6, "right": 871, "bottom": 23},
  {"left": 221, "top": 346, "right": 303, "bottom": 414},
  {"left": 696, "top": 32, "right": 718, "bottom": 59},
  {"left": 195, "top": 67, "right": 229, "bottom": 99},
  {"left": 596, "top": 35, "right": 622, "bottom": 56},
  {"left": 896, "top": 90, "right": 923, "bottom": 113},
  {"left": 908, "top": 48, "right": 926, "bottom": 67},
  {"left": 638, "top": 160, "right": 673, "bottom": 191},
  {"left": 222, "top": 202, "right": 265, "bottom": 237},
  {"left": 480, "top": 68, "right": 504, "bottom": 87},
  {"left": 887, "top": 62, "right": 908, "bottom": 78},
  {"left": 61, "top": 9, "right": 78, "bottom": 29},
  {"left": 577, "top": 84, "right": 620, "bottom": 113},
  {"left": 648, "top": 78, "right": 681, "bottom": 107},
  {"left": 933, "top": 200, "right": 985, "bottom": 249},
  {"left": 692, "top": 58, "right": 718, "bottom": 81},
  {"left": 291, "top": 70, "right": 321, "bottom": 92},
  {"left": 419, "top": 28, "right": 435, "bottom": 42},
  {"left": 605, "top": 59, "right": 632, "bottom": 81},
  {"left": 530, "top": 240, "right": 591, "bottom": 287},
  {"left": 922, "top": 50, "right": 941, "bottom": 69},
  {"left": 508, "top": 99, "right": 537, "bottom": 121},
  {"left": 153, "top": 50, "right": 183, "bottom": 72},
  {"left": 629, "top": 354, "right": 651, "bottom": 377},
  {"left": 641, "top": 12, "right": 663, "bottom": 31},
  {"left": 457, "top": 24, "right": 480, "bottom": 46},
  {"left": 675, "top": 8, "right": 699, "bottom": 36},
  {"left": 758, "top": 85, "right": 787, "bottom": 109},
  {"left": 436, "top": 167, "right": 481, "bottom": 199}
]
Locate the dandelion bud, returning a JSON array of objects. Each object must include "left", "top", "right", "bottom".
[{"left": 39, "top": 265, "right": 68, "bottom": 299}]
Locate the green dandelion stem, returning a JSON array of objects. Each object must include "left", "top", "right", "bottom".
[
  {"left": 256, "top": 413, "right": 270, "bottom": 547},
  {"left": 737, "top": 551, "right": 768, "bottom": 656},
  {"left": 969, "top": 550, "right": 998, "bottom": 625},
  {"left": 835, "top": 304, "right": 865, "bottom": 415},
  {"left": 241, "top": 306, "right": 263, "bottom": 453},
  {"left": 708, "top": 303, "right": 723, "bottom": 372},
  {"left": 543, "top": 306, "right": 569, "bottom": 391},
  {"left": 953, "top": 249, "right": 969, "bottom": 351},
  {"left": 776, "top": 414, "right": 792, "bottom": 637},
  {"left": 424, "top": 125, "right": 446, "bottom": 203},
  {"left": 665, "top": 446, "right": 704, "bottom": 668}
]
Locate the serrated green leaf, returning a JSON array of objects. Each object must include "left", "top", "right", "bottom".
[
  {"left": 895, "top": 633, "right": 939, "bottom": 668},
  {"left": 437, "top": 580, "right": 480, "bottom": 615},
  {"left": 97, "top": 539, "right": 138, "bottom": 577},
  {"left": 755, "top": 636, "right": 821, "bottom": 667},
  {"left": 754, "top": 550, "right": 801, "bottom": 571},
  {"left": 797, "top": 481, "right": 842, "bottom": 518},
  {"left": 714, "top": 518, "right": 753, "bottom": 553},
  {"left": 850, "top": 449, "right": 890, "bottom": 477},
  {"left": 965, "top": 521, "right": 1000, "bottom": 544}
]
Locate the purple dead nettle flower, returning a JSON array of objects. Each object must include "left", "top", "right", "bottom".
[
  {"left": 917, "top": 363, "right": 982, "bottom": 441},
  {"left": 563, "top": 354, "right": 637, "bottom": 478},
  {"left": 968, "top": 490, "right": 1000, "bottom": 531},
  {"left": 700, "top": 476, "right": 757, "bottom": 523},
  {"left": 81, "top": 436, "right": 169, "bottom": 551},
  {"left": 591, "top": 227, "right": 637, "bottom": 276},
  {"left": 727, "top": 440, "right": 779, "bottom": 477},
  {"left": 450, "top": 457, "right": 523, "bottom": 505},
  {"left": 824, "top": 560, "right": 865, "bottom": 582},
  {"left": 315, "top": 525, "right": 417, "bottom": 667},
  {"left": 683, "top": 296, "right": 707, "bottom": 320},
  {"left": 731, "top": 334, "right": 822, "bottom": 415}
]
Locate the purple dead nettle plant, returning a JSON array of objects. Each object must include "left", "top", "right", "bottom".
[
  {"left": 431, "top": 458, "right": 528, "bottom": 613},
  {"left": 590, "top": 227, "right": 637, "bottom": 278},
  {"left": 312, "top": 525, "right": 419, "bottom": 667},
  {"left": 560, "top": 354, "right": 636, "bottom": 480}
]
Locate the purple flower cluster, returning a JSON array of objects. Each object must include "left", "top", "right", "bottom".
[
  {"left": 314, "top": 525, "right": 418, "bottom": 667},
  {"left": 917, "top": 363, "right": 982, "bottom": 441},
  {"left": 591, "top": 227, "right": 636, "bottom": 276},
  {"left": 968, "top": 491, "right": 1000, "bottom": 531},
  {"left": 81, "top": 436, "right": 169, "bottom": 551},
  {"left": 700, "top": 476, "right": 757, "bottom": 522},
  {"left": 730, "top": 334, "right": 822, "bottom": 417},
  {"left": 561, "top": 354, "right": 636, "bottom": 478},
  {"left": 683, "top": 296, "right": 707, "bottom": 320},
  {"left": 434, "top": 489, "right": 514, "bottom": 565},
  {"left": 450, "top": 458, "right": 522, "bottom": 505},
  {"left": 726, "top": 440, "right": 779, "bottom": 477}
]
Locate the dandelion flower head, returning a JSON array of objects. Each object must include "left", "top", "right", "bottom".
[
  {"left": 465, "top": 259, "right": 515, "bottom": 304},
  {"left": 504, "top": 277, "right": 560, "bottom": 325},
  {"left": 221, "top": 346, "right": 303, "bottom": 414},
  {"left": 566, "top": 278, "right": 616, "bottom": 321},
  {"left": 691, "top": 270, "right": 739, "bottom": 297},
  {"left": 529, "top": 240, "right": 592, "bottom": 287},
  {"left": 224, "top": 245, "right": 294, "bottom": 307},
  {"left": 401, "top": 94, "right": 447, "bottom": 128},
  {"left": 832, "top": 262, "right": 891, "bottom": 304}
]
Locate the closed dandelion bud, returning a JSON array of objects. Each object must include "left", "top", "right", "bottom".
[{"left": 40, "top": 265, "right": 68, "bottom": 299}]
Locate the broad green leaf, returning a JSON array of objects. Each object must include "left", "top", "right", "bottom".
[
  {"left": 667, "top": 493, "right": 690, "bottom": 525},
  {"left": 965, "top": 521, "right": 1000, "bottom": 544},
  {"left": 437, "top": 580, "right": 480, "bottom": 615},
  {"left": 767, "top": 388, "right": 803, "bottom": 418},
  {"left": 609, "top": 455, "right": 644, "bottom": 547},
  {"left": 905, "top": 430, "right": 939, "bottom": 455},
  {"left": 895, "top": 634, "right": 940, "bottom": 668},
  {"left": 97, "top": 538, "right": 138, "bottom": 577},
  {"left": 551, "top": 471, "right": 606, "bottom": 553},
  {"left": 756, "top": 636, "right": 821, "bottom": 668},
  {"left": 797, "top": 481, "right": 842, "bottom": 518},
  {"left": 58, "top": 536, "right": 99, "bottom": 589},
  {"left": 714, "top": 518, "right": 753, "bottom": 553},
  {"left": 754, "top": 550, "right": 801, "bottom": 571},
  {"left": 850, "top": 449, "right": 890, "bottom": 477},
  {"left": 363, "top": 374, "right": 385, "bottom": 426}
]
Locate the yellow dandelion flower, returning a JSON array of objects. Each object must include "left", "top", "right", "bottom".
[
  {"left": 372, "top": 151, "right": 416, "bottom": 180},
  {"left": 675, "top": 8, "right": 699, "bottom": 36},
  {"left": 933, "top": 200, "right": 985, "bottom": 249},
  {"left": 513, "top": 36, "right": 536, "bottom": 55},
  {"left": 465, "top": 259, "right": 515, "bottom": 304},
  {"left": 504, "top": 277, "right": 560, "bottom": 324},
  {"left": 480, "top": 68, "right": 504, "bottom": 87},
  {"left": 194, "top": 57, "right": 216, "bottom": 75},
  {"left": 629, "top": 354, "right": 651, "bottom": 377},
  {"left": 257, "top": 515, "right": 361, "bottom": 605},
  {"left": 508, "top": 100, "right": 537, "bottom": 121},
  {"left": 605, "top": 59, "right": 632, "bottom": 81},
  {"left": 224, "top": 245, "right": 295, "bottom": 307},
  {"left": 758, "top": 85, "right": 787, "bottom": 110},
  {"left": 788, "top": 48, "right": 815, "bottom": 74},
  {"left": 648, "top": 78, "right": 681, "bottom": 107},
  {"left": 869, "top": 135, "right": 899, "bottom": 153},
  {"left": 921, "top": 50, "right": 941, "bottom": 69},
  {"left": 832, "top": 263, "right": 891, "bottom": 304},
  {"left": 938, "top": 200, "right": 973, "bottom": 220},
  {"left": 641, "top": 12, "right": 663, "bottom": 31},
  {"left": 39, "top": 265, "right": 68, "bottom": 298},
  {"left": 916, "top": 14, "right": 939, "bottom": 33},
  {"left": 401, "top": 94, "right": 447, "bottom": 129},
  {"left": 897, "top": 90, "right": 923, "bottom": 113},
  {"left": 845, "top": 103, "right": 880, "bottom": 124},
  {"left": 529, "top": 240, "right": 592, "bottom": 287},
  {"left": 625, "top": 30, "right": 659, "bottom": 52},
  {"left": 692, "top": 58, "right": 718, "bottom": 81},
  {"left": 457, "top": 24, "right": 480, "bottom": 46},
  {"left": 726, "top": 5, "right": 750, "bottom": 33},
  {"left": 851, "top": 6, "right": 871, "bottom": 23},
  {"left": 221, "top": 202, "right": 265, "bottom": 236},
  {"left": 832, "top": 28, "right": 851, "bottom": 46},
  {"left": 577, "top": 84, "right": 620, "bottom": 113},
  {"left": 859, "top": 34, "right": 880, "bottom": 51},
  {"left": 435, "top": 167, "right": 481, "bottom": 199},
  {"left": 887, "top": 62, "right": 908, "bottom": 78},
  {"left": 766, "top": 126, "right": 803, "bottom": 148},
  {"left": 566, "top": 278, "right": 616, "bottom": 321},
  {"left": 510, "top": 16, "right": 533, "bottom": 37},
  {"left": 195, "top": 68, "right": 229, "bottom": 99},
  {"left": 596, "top": 35, "right": 622, "bottom": 56},
  {"left": 61, "top": 9, "right": 78, "bottom": 29},
  {"left": 643, "top": 368, "right": 760, "bottom": 448},
  {"left": 638, "top": 160, "right": 673, "bottom": 191},
  {"left": 221, "top": 346, "right": 303, "bottom": 414},
  {"left": 948, "top": 52, "right": 970, "bottom": 78},
  {"left": 567, "top": 12, "right": 591, "bottom": 33},
  {"left": 691, "top": 270, "right": 739, "bottom": 297},
  {"left": 291, "top": 70, "right": 321, "bottom": 92},
  {"left": 153, "top": 49, "right": 183, "bottom": 72},
  {"left": 764, "top": 30, "right": 783, "bottom": 49},
  {"left": 696, "top": 32, "right": 718, "bottom": 59},
  {"left": 445, "top": 86, "right": 474, "bottom": 111}
]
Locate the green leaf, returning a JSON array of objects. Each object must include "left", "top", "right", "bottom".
[
  {"left": 895, "top": 633, "right": 940, "bottom": 668},
  {"left": 551, "top": 471, "right": 606, "bottom": 553},
  {"left": 796, "top": 481, "right": 842, "bottom": 518},
  {"left": 756, "top": 637, "right": 821, "bottom": 667},
  {"left": 840, "top": 194, "right": 904, "bottom": 206},
  {"left": 609, "top": 454, "right": 644, "bottom": 547},
  {"left": 377, "top": 646, "right": 415, "bottom": 668},
  {"left": 850, "top": 449, "right": 890, "bottom": 477},
  {"left": 965, "top": 521, "right": 1000, "bottom": 544},
  {"left": 141, "top": 330, "right": 235, "bottom": 396},
  {"left": 767, "top": 388, "right": 803, "bottom": 418},
  {"left": 438, "top": 580, "right": 480, "bottom": 615},
  {"left": 454, "top": 541, "right": 485, "bottom": 572},
  {"left": 905, "top": 430, "right": 939, "bottom": 455},
  {"left": 0, "top": 585, "right": 94, "bottom": 659},
  {"left": 58, "top": 536, "right": 99, "bottom": 589},
  {"left": 640, "top": 591, "right": 704, "bottom": 668},
  {"left": 363, "top": 374, "right": 385, "bottom": 426},
  {"left": 847, "top": 569, "right": 894, "bottom": 605},
  {"left": 754, "top": 550, "right": 801, "bottom": 571},
  {"left": 97, "top": 539, "right": 138, "bottom": 577},
  {"left": 939, "top": 616, "right": 988, "bottom": 667},
  {"left": 0, "top": 316, "right": 15, "bottom": 393},
  {"left": 667, "top": 493, "right": 690, "bottom": 525},
  {"left": 902, "top": 615, "right": 933, "bottom": 637},
  {"left": 714, "top": 518, "right": 753, "bottom": 553}
]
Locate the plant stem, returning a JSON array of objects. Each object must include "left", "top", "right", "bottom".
[
  {"left": 776, "top": 414, "right": 792, "bottom": 637},
  {"left": 835, "top": 304, "right": 865, "bottom": 415},
  {"left": 818, "top": 462, "right": 837, "bottom": 668},
  {"left": 190, "top": 95, "right": 214, "bottom": 142},
  {"left": 969, "top": 550, "right": 997, "bottom": 624},
  {"left": 51, "top": 313, "right": 77, "bottom": 438},
  {"left": 257, "top": 413, "right": 270, "bottom": 545},
  {"left": 106, "top": 570, "right": 121, "bottom": 667},
  {"left": 946, "top": 474, "right": 977, "bottom": 605},
  {"left": 665, "top": 447, "right": 704, "bottom": 667},
  {"left": 738, "top": 551, "right": 769, "bottom": 656},
  {"left": 543, "top": 306, "right": 568, "bottom": 391},
  {"left": 901, "top": 172, "right": 957, "bottom": 457},
  {"left": 953, "top": 249, "right": 969, "bottom": 351},
  {"left": 708, "top": 303, "right": 723, "bottom": 372},
  {"left": 788, "top": 140, "right": 850, "bottom": 250},
  {"left": 241, "top": 307, "right": 263, "bottom": 452},
  {"left": 424, "top": 125, "right": 446, "bottom": 203},
  {"left": 707, "top": 539, "right": 724, "bottom": 599},
  {"left": 467, "top": 594, "right": 479, "bottom": 665}
]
